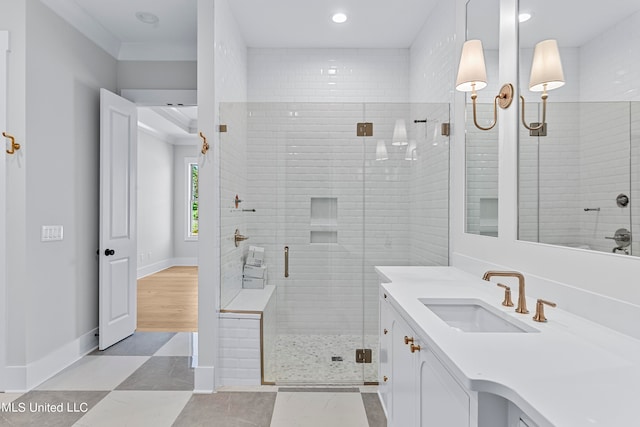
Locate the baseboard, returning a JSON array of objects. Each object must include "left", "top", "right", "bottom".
[
  {"left": 4, "top": 328, "right": 98, "bottom": 392},
  {"left": 137, "top": 257, "right": 198, "bottom": 279},
  {"left": 194, "top": 365, "right": 215, "bottom": 393}
]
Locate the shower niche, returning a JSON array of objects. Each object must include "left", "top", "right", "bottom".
[{"left": 310, "top": 197, "right": 338, "bottom": 244}]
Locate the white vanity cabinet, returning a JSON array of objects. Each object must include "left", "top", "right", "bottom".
[{"left": 380, "top": 291, "right": 473, "bottom": 427}]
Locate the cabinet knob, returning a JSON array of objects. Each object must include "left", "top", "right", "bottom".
[
  {"left": 383, "top": 328, "right": 388, "bottom": 335},
  {"left": 383, "top": 376, "right": 389, "bottom": 382},
  {"left": 404, "top": 336, "right": 414, "bottom": 345},
  {"left": 410, "top": 344, "right": 421, "bottom": 353},
  {"left": 384, "top": 293, "right": 387, "bottom": 299}
]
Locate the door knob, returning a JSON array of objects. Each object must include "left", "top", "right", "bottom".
[{"left": 104, "top": 249, "right": 115, "bottom": 256}]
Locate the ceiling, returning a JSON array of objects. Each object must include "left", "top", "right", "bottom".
[
  {"left": 42, "top": 0, "right": 640, "bottom": 57},
  {"left": 41, "top": 0, "right": 640, "bottom": 140},
  {"left": 41, "top": 0, "right": 439, "bottom": 60},
  {"left": 138, "top": 106, "right": 199, "bottom": 145}
]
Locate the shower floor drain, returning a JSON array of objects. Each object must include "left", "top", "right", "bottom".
[{"left": 331, "top": 356, "right": 343, "bottom": 362}]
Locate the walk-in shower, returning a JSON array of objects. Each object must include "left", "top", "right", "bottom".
[{"left": 220, "top": 102, "right": 450, "bottom": 384}]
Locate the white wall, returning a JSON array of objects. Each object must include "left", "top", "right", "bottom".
[
  {"left": 0, "top": 0, "right": 119, "bottom": 389},
  {"left": 138, "top": 134, "right": 199, "bottom": 278},
  {"left": 117, "top": 61, "right": 197, "bottom": 91},
  {"left": 1, "top": 0, "right": 203, "bottom": 390},
  {"left": 1, "top": 0, "right": 28, "bottom": 380},
  {"left": 196, "top": 0, "right": 248, "bottom": 392},
  {"left": 137, "top": 130, "right": 174, "bottom": 271}
]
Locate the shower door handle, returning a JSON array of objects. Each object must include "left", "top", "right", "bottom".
[{"left": 284, "top": 246, "right": 289, "bottom": 278}]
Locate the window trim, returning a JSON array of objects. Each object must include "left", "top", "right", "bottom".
[{"left": 185, "top": 157, "right": 199, "bottom": 241}]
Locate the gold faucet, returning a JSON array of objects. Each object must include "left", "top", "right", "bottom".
[{"left": 482, "top": 271, "right": 529, "bottom": 314}]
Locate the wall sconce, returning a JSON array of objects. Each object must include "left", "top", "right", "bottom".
[
  {"left": 392, "top": 119, "right": 408, "bottom": 146},
  {"left": 455, "top": 40, "right": 514, "bottom": 131},
  {"left": 376, "top": 140, "right": 388, "bottom": 161},
  {"left": 404, "top": 140, "right": 417, "bottom": 161},
  {"left": 520, "top": 39, "right": 565, "bottom": 132}
]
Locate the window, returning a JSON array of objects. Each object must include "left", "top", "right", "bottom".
[{"left": 186, "top": 159, "right": 199, "bottom": 240}]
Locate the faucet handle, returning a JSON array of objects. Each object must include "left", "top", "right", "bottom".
[
  {"left": 496, "top": 283, "right": 514, "bottom": 307},
  {"left": 533, "top": 299, "right": 557, "bottom": 322}
]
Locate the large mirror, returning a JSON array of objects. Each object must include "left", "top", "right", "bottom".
[
  {"left": 518, "top": 0, "right": 639, "bottom": 256},
  {"left": 465, "top": 0, "right": 500, "bottom": 236}
]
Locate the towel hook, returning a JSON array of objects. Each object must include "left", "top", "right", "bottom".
[
  {"left": 3, "top": 132, "right": 20, "bottom": 155},
  {"left": 199, "top": 131, "right": 209, "bottom": 155}
]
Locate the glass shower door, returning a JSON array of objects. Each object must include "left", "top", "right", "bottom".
[{"left": 275, "top": 103, "right": 366, "bottom": 384}]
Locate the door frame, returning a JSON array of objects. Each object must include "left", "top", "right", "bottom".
[
  {"left": 0, "top": 30, "right": 9, "bottom": 391},
  {"left": 100, "top": 89, "right": 198, "bottom": 345}
]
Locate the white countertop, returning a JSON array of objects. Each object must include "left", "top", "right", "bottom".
[{"left": 376, "top": 266, "right": 640, "bottom": 427}]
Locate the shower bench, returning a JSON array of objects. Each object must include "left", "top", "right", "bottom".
[{"left": 219, "top": 285, "right": 276, "bottom": 385}]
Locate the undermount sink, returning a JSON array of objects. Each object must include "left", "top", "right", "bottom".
[{"left": 420, "top": 298, "right": 539, "bottom": 333}]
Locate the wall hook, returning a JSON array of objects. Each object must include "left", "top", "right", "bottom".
[
  {"left": 199, "top": 131, "right": 209, "bottom": 155},
  {"left": 3, "top": 132, "right": 20, "bottom": 155}
]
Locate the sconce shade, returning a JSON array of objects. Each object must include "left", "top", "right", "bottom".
[
  {"left": 455, "top": 40, "right": 488, "bottom": 92},
  {"left": 529, "top": 39, "right": 565, "bottom": 92},
  {"left": 376, "top": 140, "right": 388, "bottom": 161},
  {"left": 392, "top": 119, "right": 408, "bottom": 146}
]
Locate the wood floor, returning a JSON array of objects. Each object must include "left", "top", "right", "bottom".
[{"left": 137, "top": 266, "right": 198, "bottom": 332}]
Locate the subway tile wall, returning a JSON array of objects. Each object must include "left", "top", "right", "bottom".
[
  {"left": 218, "top": 46, "right": 452, "bottom": 337},
  {"left": 220, "top": 103, "right": 248, "bottom": 308},
  {"left": 219, "top": 314, "right": 262, "bottom": 385},
  {"left": 216, "top": 0, "right": 248, "bottom": 308},
  {"left": 409, "top": 0, "right": 456, "bottom": 103},
  {"left": 248, "top": 49, "right": 410, "bottom": 103},
  {"left": 241, "top": 102, "right": 430, "bottom": 336},
  {"left": 465, "top": 103, "right": 499, "bottom": 236}
]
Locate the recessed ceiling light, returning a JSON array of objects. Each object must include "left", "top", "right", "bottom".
[
  {"left": 332, "top": 13, "right": 347, "bottom": 24},
  {"left": 136, "top": 11, "right": 159, "bottom": 25},
  {"left": 518, "top": 12, "right": 532, "bottom": 23}
]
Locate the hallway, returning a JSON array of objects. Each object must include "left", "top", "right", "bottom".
[
  {"left": 0, "top": 333, "right": 386, "bottom": 426},
  {"left": 137, "top": 267, "right": 198, "bottom": 332}
]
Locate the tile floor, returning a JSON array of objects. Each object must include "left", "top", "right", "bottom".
[{"left": 0, "top": 332, "right": 386, "bottom": 426}]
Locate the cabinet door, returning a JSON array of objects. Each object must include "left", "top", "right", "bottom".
[
  {"left": 419, "top": 347, "right": 470, "bottom": 427},
  {"left": 391, "top": 312, "right": 418, "bottom": 427},
  {"left": 379, "top": 296, "right": 393, "bottom": 416}
]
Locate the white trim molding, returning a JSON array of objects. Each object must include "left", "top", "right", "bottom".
[
  {"left": 137, "top": 257, "right": 198, "bottom": 279},
  {"left": 4, "top": 328, "right": 98, "bottom": 392}
]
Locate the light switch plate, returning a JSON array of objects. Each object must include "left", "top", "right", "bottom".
[{"left": 41, "top": 225, "right": 63, "bottom": 242}]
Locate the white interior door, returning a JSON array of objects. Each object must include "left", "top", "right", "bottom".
[
  {"left": 0, "top": 31, "right": 9, "bottom": 389},
  {"left": 99, "top": 88, "right": 137, "bottom": 350}
]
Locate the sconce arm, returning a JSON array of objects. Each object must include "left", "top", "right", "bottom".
[
  {"left": 470, "top": 83, "right": 513, "bottom": 132},
  {"left": 471, "top": 92, "right": 498, "bottom": 131},
  {"left": 520, "top": 90, "right": 548, "bottom": 131}
]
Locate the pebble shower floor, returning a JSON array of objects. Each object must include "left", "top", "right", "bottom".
[{"left": 271, "top": 334, "right": 378, "bottom": 384}]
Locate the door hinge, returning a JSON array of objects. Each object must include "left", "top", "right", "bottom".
[
  {"left": 356, "top": 122, "right": 373, "bottom": 137},
  {"left": 355, "top": 348, "right": 372, "bottom": 363}
]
